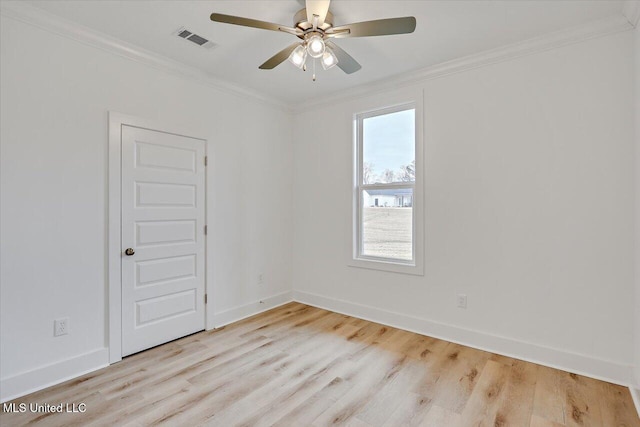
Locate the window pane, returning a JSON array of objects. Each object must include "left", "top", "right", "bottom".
[
  {"left": 361, "top": 188, "right": 413, "bottom": 261},
  {"left": 362, "top": 109, "right": 415, "bottom": 184}
]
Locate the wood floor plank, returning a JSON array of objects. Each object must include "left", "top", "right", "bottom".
[
  {"left": 402, "top": 334, "right": 449, "bottom": 361},
  {"left": 563, "top": 372, "right": 603, "bottom": 426},
  {"left": 310, "top": 352, "right": 410, "bottom": 425},
  {"left": 486, "top": 359, "right": 538, "bottom": 426},
  {"left": 1, "top": 303, "right": 637, "bottom": 427},
  {"left": 419, "top": 405, "right": 462, "bottom": 427},
  {"left": 530, "top": 414, "right": 566, "bottom": 427},
  {"left": 356, "top": 358, "right": 430, "bottom": 426},
  {"left": 272, "top": 377, "right": 355, "bottom": 427},
  {"left": 533, "top": 365, "right": 568, "bottom": 425},
  {"left": 410, "top": 344, "right": 453, "bottom": 396},
  {"left": 379, "top": 392, "right": 433, "bottom": 427},
  {"left": 205, "top": 341, "right": 352, "bottom": 426},
  {"left": 428, "top": 345, "right": 490, "bottom": 413},
  {"left": 457, "top": 360, "right": 512, "bottom": 425},
  {"left": 598, "top": 382, "right": 640, "bottom": 427}
]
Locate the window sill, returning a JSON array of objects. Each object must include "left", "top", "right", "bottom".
[{"left": 348, "top": 257, "right": 424, "bottom": 276}]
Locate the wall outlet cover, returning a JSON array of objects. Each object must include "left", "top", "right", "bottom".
[
  {"left": 457, "top": 294, "right": 467, "bottom": 309},
  {"left": 54, "top": 317, "right": 69, "bottom": 336}
]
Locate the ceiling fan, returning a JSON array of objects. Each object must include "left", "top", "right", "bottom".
[{"left": 210, "top": 0, "right": 416, "bottom": 78}]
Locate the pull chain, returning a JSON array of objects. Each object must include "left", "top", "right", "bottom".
[{"left": 312, "top": 58, "right": 316, "bottom": 82}]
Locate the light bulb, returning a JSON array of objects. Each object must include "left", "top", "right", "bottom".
[
  {"left": 321, "top": 48, "right": 338, "bottom": 70},
  {"left": 288, "top": 44, "right": 307, "bottom": 69},
  {"left": 306, "top": 34, "right": 325, "bottom": 58}
]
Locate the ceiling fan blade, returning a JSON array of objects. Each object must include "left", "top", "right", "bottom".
[
  {"left": 326, "top": 41, "right": 361, "bottom": 74},
  {"left": 210, "top": 13, "right": 299, "bottom": 34},
  {"left": 306, "top": 0, "right": 331, "bottom": 26},
  {"left": 259, "top": 43, "right": 301, "bottom": 70},
  {"left": 330, "top": 17, "right": 416, "bottom": 38}
]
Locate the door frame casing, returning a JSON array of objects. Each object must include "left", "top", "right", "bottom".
[{"left": 107, "top": 112, "right": 208, "bottom": 364}]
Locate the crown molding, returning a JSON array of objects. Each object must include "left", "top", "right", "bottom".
[
  {"left": 293, "top": 14, "right": 633, "bottom": 113},
  {"left": 0, "top": 1, "right": 292, "bottom": 113}
]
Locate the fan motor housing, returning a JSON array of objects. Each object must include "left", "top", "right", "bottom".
[{"left": 294, "top": 8, "right": 334, "bottom": 33}]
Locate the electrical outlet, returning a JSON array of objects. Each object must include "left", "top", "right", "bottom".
[
  {"left": 258, "top": 273, "right": 264, "bottom": 284},
  {"left": 457, "top": 294, "right": 467, "bottom": 309},
  {"left": 54, "top": 317, "right": 69, "bottom": 336}
]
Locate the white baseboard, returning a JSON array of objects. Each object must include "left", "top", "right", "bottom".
[
  {"left": 0, "top": 347, "right": 109, "bottom": 403},
  {"left": 293, "top": 290, "right": 636, "bottom": 388},
  {"left": 208, "top": 291, "right": 293, "bottom": 329}
]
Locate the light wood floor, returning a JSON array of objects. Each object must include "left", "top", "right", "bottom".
[{"left": 2, "top": 302, "right": 638, "bottom": 426}]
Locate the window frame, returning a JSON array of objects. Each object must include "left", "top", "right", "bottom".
[{"left": 351, "top": 100, "right": 424, "bottom": 276}]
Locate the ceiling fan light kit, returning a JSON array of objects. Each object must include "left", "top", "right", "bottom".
[
  {"left": 306, "top": 34, "right": 326, "bottom": 58},
  {"left": 289, "top": 45, "right": 308, "bottom": 69},
  {"left": 288, "top": 34, "right": 337, "bottom": 73},
  {"left": 210, "top": 0, "right": 416, "bottom": 80},
  {"left": 321, "top": 49, "right": 338, "bottom": 70}
]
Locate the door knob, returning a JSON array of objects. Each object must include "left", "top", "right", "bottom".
[{"left": 124, "top": 248, "right": 135, "bottom": 256}]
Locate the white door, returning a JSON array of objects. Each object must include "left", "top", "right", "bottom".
[{"left": 121, "top": 125, "right": 206, "bottom": 357}]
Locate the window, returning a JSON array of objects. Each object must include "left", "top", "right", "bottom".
[{"left": 353, "top": 103, "right": 422, "bottom": 274}]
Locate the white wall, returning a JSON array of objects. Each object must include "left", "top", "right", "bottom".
[
  {"left": 293, "top": 30, "right": 636, "bottom": 385},
  {"left": 0, "top": 14, "right": 293, "bottom": 400}
]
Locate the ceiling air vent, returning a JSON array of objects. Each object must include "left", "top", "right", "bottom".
[{"left": 174, "top": 27, "right": 217, "bottom": 49}]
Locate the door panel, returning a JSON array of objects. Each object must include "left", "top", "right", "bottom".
[
  {"left": 136, "top": 254, "right": 196, "bottom": 287},
  {"left": 136, "top": 182, "right": 197, "bottom": 207},
  {"left": 121, "top": 126, "right": 205, "bottom": 357},
  {"left": 135, "top": 141, "right": 197, "bottom": 172},
  {"left": 135, "top": 220, "right": 196, "bottom": 247},
  {"left": 135, "top": 289, "right": 197, "bottom": 325}
]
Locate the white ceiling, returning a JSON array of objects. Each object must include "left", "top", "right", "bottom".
[{"left": 27, "top": 0, "right": 624, "bottom": 104}]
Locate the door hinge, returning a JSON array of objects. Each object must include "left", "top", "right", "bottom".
[
  {"left": 204, "top": 156, "right": 208, "bottom": 166},
  {"left": 204, "top": 294, "right": 208, "bottom": 304},
  {"left": 204, "top": 225, "right": 208, "bottom": 235}
]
